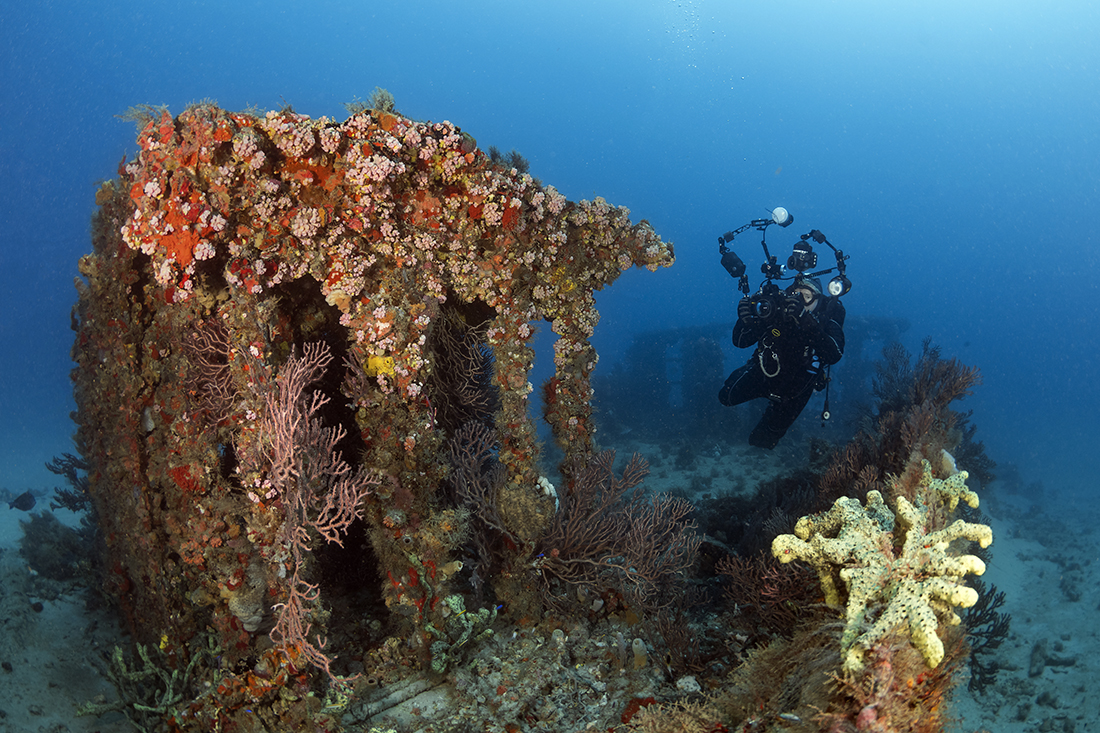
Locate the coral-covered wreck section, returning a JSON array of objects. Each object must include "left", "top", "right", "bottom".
[{"left": 72, "top": 102, "right": 673, "bottom": 727}]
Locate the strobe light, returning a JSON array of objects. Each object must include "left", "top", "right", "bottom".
[
  {"left": 828, "top": 274, "right": 852, "bottom": 297},
  {"left": 771, "top": 207, "right": 794, "bottom": 227}
]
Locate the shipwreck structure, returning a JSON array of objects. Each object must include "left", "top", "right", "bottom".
[{"left": 74, "top": 101, "right": 675, "bottom": 727}]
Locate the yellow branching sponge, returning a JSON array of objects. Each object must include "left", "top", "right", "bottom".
[
  {"left": 924, "top": 453, "right": 980, "bottom": 511},
  {"left": 772, "top": 483, "right": 992, "bottom": 671}
]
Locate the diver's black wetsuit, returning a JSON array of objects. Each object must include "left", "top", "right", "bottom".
[{"left": 719, "top": 296, "right": 845, "bottom": 449}]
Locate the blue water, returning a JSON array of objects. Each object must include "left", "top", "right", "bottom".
[{"left": 1, "top": 0, "right": 1097, "bottom": 501}]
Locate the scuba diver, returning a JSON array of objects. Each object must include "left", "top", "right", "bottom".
[{"left": 714, "top": 208, "right": 851, "bottom": 449}]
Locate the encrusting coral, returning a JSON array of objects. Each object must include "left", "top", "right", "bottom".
[
  {"left": 772, "top": 453, "right": 992, "bottom": 671},
  {"left": 72, "top": 97, "right": 674, "bottom": 729}
]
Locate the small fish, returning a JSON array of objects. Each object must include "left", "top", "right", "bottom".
[{"left": 8, "top": 491, "right": 36, "bottom": 511}]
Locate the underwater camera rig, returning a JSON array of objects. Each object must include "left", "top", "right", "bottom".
[
  {"left": 718, "top": 206, "right": 851, "bottom": 319},
  {"left": 718, "top": 207, "right": 853, "bottom": 423}
]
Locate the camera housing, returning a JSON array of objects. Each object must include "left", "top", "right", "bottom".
[
  {"left": 750, "top": 284, "right": 786, "bottom": 321},
  {"left": 748, "top": 282, "right": 806, "bottom": 323}
]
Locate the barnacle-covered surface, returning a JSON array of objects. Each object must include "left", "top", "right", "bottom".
[{"left": 73, "top": 102, "right": 673, "bottom": 729}]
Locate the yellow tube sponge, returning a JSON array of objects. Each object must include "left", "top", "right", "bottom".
[{"left": 772, "top": 488, "right": 992, "bottom": 671}]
